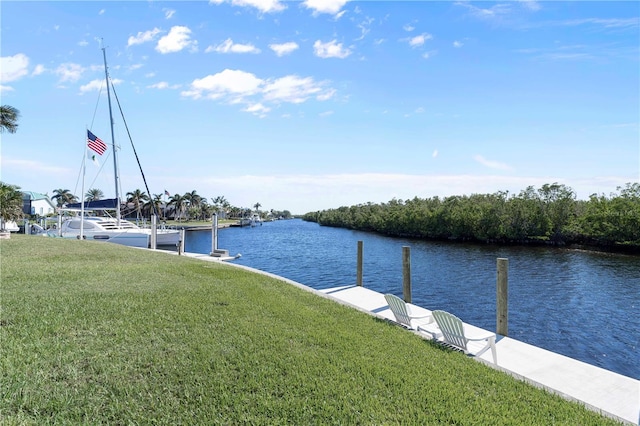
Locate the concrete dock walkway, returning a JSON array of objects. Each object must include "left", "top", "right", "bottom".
[{"left": 319, "top": 284, "right": 639, "bottom": 425}]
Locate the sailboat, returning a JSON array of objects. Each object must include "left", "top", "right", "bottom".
[{"left": 58, "top": 46, "right": 180, "bottom": 248}]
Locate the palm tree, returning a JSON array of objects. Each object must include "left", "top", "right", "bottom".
[
  {"left": 168, "top": 193, "right": 187, "bottom": 221},
  {"left": 183, "top": 190, "right": 202, "bottom": 220},
  {"left": 199, "top": 199, "right": 214, "bottom": 220},
  {"left": 51, "top": 189, "right": 77, "bottom": 208},
  {"left": 211, "top": 195, "right": 230, "bottom": 217},
  {"left": 253, "top": 202, "right": 262, "bottom": 218},
  {"left": 184, "top": 190, "right": 201, "bottom": 208},
  {"left": 0, "top": 182, "right": 23, "bottom": 232},
  {"left": 187, "top": 190, "right": 201, "bottom": 202},
  {"left": 126, "top": 189, "right": 149, "bottom": 220},
  {"left": 143, "top": 194, "right": 164, "bottom": 219},
  {"left": 85, "top": 188, "right": 104, "bottom": 202},
  {"left": 228, "top": 206, "right": 243, "bottom": 219},
  {"left": 0, "top": 105, "right": 20, "bottom": 134}
]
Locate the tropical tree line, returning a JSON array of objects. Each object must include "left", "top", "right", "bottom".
[
  {"left": 1, "top": 181, "right": 293, "bottom": 230},
  {"left": 302, "top": 183, "right": 640, "bottom": 252},
  {"left": 47, "top": 188, "right": 291, "bottom": 221}
]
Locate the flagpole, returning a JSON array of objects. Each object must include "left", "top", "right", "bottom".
[
  {"left": 102, "top": 44, "right": 120, "bottom": 226},
  {"left": 80, "top": 128, "right": 87, "bottom": 240}
]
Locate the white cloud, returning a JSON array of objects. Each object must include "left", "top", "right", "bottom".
[
  {"left": 355, "top": 17, "right": 374, "bottom": 41},
  {"left": 156, "top": 26, "right": 197, "bottom": 54},
  {"left": 263, "top": 75, "right": 327, "bottom": 104},
  {"left": 456, "top": 2, "right": 513, "bottom": 20},
  {"left": 334, "top": 10, "right": 347, "bottom": 20},
  {"left": 79, "top": 78, "right": 122, "bottom": 94},
  {"left": 316, "top": 88, "right": 336, "bottom": 101},
  {"left": 164, "top": 8, "right": 176, "bottom": 19},
  {"left": 561, "top": 17, "right": 639, "bottom": 29},
  {"left": 403, "top": 24, "right": 415, "bottom": 32},
  {"left": 407, "top": 33, "right": 433, "bottom": 48},
  {"left": 128, "top": 28, "right": 162, "bottom": 47},
  {"left": 432, "top": 149, "right": 439, "bottom": 158},
  {"left": 313, "top": 40, "right": 351, "bottom": 59},
  {"left": 244, "top": 103, "right": 271, "bottom": 116},
  {"left": 453, "top": 40, "right": 463, "bottom": 48},
  {"left": 269, "top": 42, "right": 299, "bottom": 57},
  {"left": 55, "top": 63, "right": 85, "bottom": 83},
  {"left": 32, "top": 64, "right": 45, "bottom": 76},
  {"left": 519, "top": 0, "right": 541, "bottom": 12},
  {"left": 514, "top": 43, "right": 623, "bottom": 62},
  {"left": 0, "top": 54, "right": 29, "bottom": 83},
  {"left": 474, "top": 155, "right": 514, "bottom": 171},
  {"left": 182, "top": 69, "right": 335, "bottom": 113},
  {"left": 149, "top": 82, "right": 170, "bottom": 89},
  {"left": 206, "top": 38, "right": 260, "bottom": 54},
  {"left": 422, "top": 50, "right": 437, "bottom": 59},
  {"left": 182, "top": 69, "right": 263, "bottom": 100},
  {"left": 213, "top": 0, "right": 286, "bottom": 13},
  {"left": 148, "top": 81, "right": 180, "bottom": 90},
  {"left": 303, "top": 0, "right": 349, "bottom": 15}
]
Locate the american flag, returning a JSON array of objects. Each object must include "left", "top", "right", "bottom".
[
  {"left": 87, "top": 130, "right": 107, "bottom": 155},
  {"left": 165, "top": 190, "right": 170, "bottom": 197}
]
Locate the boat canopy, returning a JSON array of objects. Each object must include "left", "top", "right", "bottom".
[{"left": 64, "top": 198, "right": 119, "bottom": 211}]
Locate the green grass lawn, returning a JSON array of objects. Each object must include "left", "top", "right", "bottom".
[{"left": 0, "top": 235, "right": 621, "bottom": 424}]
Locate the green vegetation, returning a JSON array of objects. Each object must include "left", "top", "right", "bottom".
[
  {"left": 1, "top": 235, "right": 620, "bottom": 424},
  {"left": 22, "top": 188, "right": 292, "bottom": 224},
  {"left": 303, "top": 183, "right": 640, "bottom": 253},
  {"left": 0, "top": 182, "right": 24, "bottom": 230},
  {"left": 0, "top": 105, "right": 20, "bottom": 134},
  {"left": 51, "top": 188, "right": 78, "bottom": 208}
]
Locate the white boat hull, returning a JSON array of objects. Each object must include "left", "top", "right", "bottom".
[
  {"left": 62, "top": 229, "right": 149, "bottom": 248},
  {"left": 147, "top": 229, "right": 181, "bottom": 247},
  {"left": 59, "top": 217, "right": 180, "bottom": 248}
]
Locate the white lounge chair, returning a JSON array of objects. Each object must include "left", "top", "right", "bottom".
[
  {"left": 384, "top": 293, "right": 435, "bottom": 331},
  {"left": 431, "top": 310, "right": 497, "bottom": 364}
]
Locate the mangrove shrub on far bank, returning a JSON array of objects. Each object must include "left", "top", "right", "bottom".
[{"left": 302, "top": 183, "right": 640, "bottom": 252}]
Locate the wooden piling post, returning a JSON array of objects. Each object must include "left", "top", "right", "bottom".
[
  {"left": 402, "top": 246, "right": 411, "bottom": 303},
  {"left": 356, "top": 241, "right": 363, "bottom": 286},
  {"left": 497, "top": 258, "right": 508, "bottom": 336},
  {"left": 178, "top": 229, "right": 185, "bottom": 255},
  {"left": 211, "top": 213, "right": 218, "bottom": 253},
  {"left": 150, "top": 215, "right": 157, "bottom": 249}
]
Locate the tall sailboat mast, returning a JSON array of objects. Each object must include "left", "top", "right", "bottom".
[{"left": 101, "top": 46, "right": 121, "bottom": 225}]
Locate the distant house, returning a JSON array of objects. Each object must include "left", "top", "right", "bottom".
[{"left": 22, "top": 191, "right": 57, "bottom": 216}]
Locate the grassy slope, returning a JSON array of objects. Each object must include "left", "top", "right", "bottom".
[{"left": 0, "top": 235, "right": 620, "bottom": 425}]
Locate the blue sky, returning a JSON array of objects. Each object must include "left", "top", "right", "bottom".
[{"left": 1, "top": 1, "right": 638, "bottom": 214}]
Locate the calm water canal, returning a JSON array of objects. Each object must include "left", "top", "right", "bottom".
[{"left": 185, "top": 218, "right": 639, "bottom": 380}]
